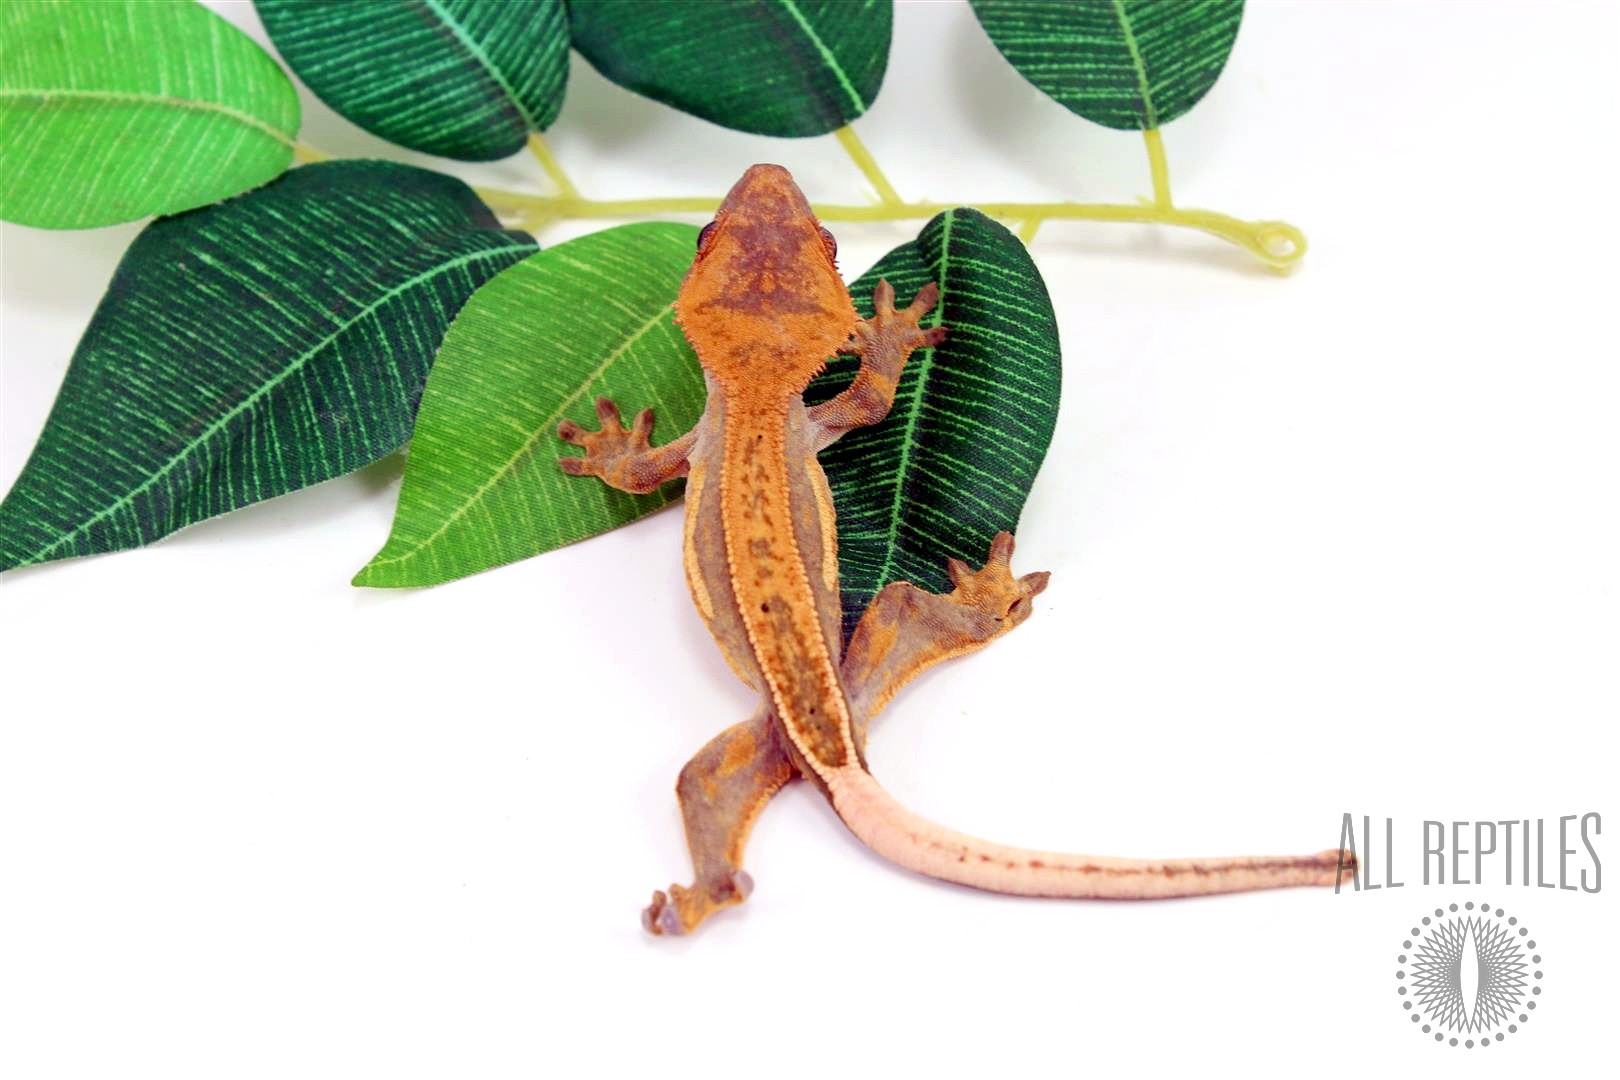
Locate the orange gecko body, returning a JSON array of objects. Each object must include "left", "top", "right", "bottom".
[{"left": 560, "top": 164, "right": 1352, "bottom": 935}]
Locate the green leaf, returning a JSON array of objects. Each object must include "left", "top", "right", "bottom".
[
  {"left": 0, "top": 0, "right": 300, "bottom": 229},
  {"left": 808, "top": 208, "right": 1061, "bottom": 640},
  {"left": 568, "top": 0, "right": 891, "bottom": 137},
  {"left": 968, "top": 0, "right": 1243, "bottom": 130},
  {"left": 353, "top": 223, "right": 705, "bottom": 588},
  {"left": 0, "top": 161, "right": 534, "bottom": 572},
  {"left": 256, "top": 0, "right": 569, "bottom": 161}
]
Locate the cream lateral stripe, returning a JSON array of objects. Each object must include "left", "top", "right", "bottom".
[
  {"left": 809, "top": 459, "right": 840, "bottom": 596},
  {"left": 683, "top": 462, "right": 716, "bottom": 621}
]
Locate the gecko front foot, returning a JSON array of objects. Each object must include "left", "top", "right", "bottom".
[
  {"left": 945, "top": 531, "right": 1050, "bottom": 638},
  {"left": 642, "top": 870, "right": 754, "bottom": 937},
  {"left": 558, "top": 396, "right": 653, "bottom": 478},
  {"left": 841, "top": 279, "right": 948, "bottom": 355},
  {"left": 557, "top": 396, "right": 682, "bottom": 494}
]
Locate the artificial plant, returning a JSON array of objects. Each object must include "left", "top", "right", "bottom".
[{"left": 0, "top": 0, "right": 1284, "bottom": 603}]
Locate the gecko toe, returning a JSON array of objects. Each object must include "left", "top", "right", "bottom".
[
  {"left": 906, "top": 281, "right": 940, "bottom": 317},
  {"left": 871, "top": 279, "right": 896, "bottom": 314},
  {"left": 940, "top": 533, "right": 1049, "bottom": 637},
  {"left": 988, "top": 530, "right": 1016, "bottom": 564},
  {"left": 641, "top": 873, "right": 755, "bottom": 937},
  {"left": 657, "top": 901, "right": 686, "bottom": 936},
  {"left": 729, "top": 869, "right": 755, "bottom": 900},
  {"left": 642, "top": 890, "right": 670, "bottom": 935}
]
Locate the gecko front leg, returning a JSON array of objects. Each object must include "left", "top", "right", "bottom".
[
  {"left": 558, "top": 396, "right": 696, "bottom": 494},
  {"left": 809, "top": 280, "right": 947, "bottom": 451}
]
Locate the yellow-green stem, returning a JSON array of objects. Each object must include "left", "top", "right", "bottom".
[
  {"left": 1143, "top": 128, "right": 1172, "bottom": 209},
  {"left": 478, "top": 188, "right": 1305, "bottom": 269},
  {"left": 834, "top": 125, "right": 903, "bottom": 207},
  {"left": 527, "top": 133, "right": 578, "bottom": 198},
  {"left": 289, "top": 129, "right": 1303, "bottom": 270},
  {"left": 292, "top": 141, "right": 330, "bottom": 165}
]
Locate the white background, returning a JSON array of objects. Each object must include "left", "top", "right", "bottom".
[{"left": 3, "top": 1, "right": 1616, "bottom": 1076}]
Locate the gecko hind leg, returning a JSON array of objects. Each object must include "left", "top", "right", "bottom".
[
  {"left": 843, "top": 531, "right": 1049, "bottom": 751},
  {"left": 647, "top": 532, "right": 1047, "bottom": 936},
  {"left": 644, "top": 709, "right": 795, "bottom": 936}
]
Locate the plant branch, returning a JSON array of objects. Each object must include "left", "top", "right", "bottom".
[
  {"left": 299, "top": 133, "right": 1304, "bottom": 271},
  {"left": 834, "top": 125, "right": 903, "bottom": 207},
  {"left": 477, "top": 187, "right": 1305, "bottom": 269},
  {"left": 292, "top": 141, "right": 330, "bottom": 164},
  {"left": 1142, "top": 128, "right": 1172, "bottom": 209},
  {"left": 527, "top": 133, "right": 578, "bottom": 198}
]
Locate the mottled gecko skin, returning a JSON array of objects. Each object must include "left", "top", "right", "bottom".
[{"left": 560, "top": 165, "right": 1354, "bottom": 935}]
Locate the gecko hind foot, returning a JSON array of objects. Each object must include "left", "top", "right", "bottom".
[
  {"left": 945, "top": 531, "right": 1050, "bottom": 635},
  {"left": 642, "top": 870, "right": 754, "bottom": 937}
]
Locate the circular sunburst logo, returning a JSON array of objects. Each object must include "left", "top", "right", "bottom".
[{"left": 1396, "top": 902, "right": 1544, "bottom": 1048}]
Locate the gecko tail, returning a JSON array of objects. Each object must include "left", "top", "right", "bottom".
[{"left": 824, "top": 766, "right": 1353, "bottom": 899}]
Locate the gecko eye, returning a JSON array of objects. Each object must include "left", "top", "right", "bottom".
[
  {"left": 818, "top": 226, "right": 837, "bottom": 261},
  {"left": 696, "top": 221, "right": 718, "bottom": 252}
]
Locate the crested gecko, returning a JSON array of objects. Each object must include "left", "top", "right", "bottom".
[{"left": 559, "top": 164, "right": 1351, "bottom": 935}]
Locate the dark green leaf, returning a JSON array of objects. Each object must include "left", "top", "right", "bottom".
[
  {"left": 256, "top": 0, "right": 569, "bottom": 160},
  {"left": 0, "top": 161, "right": 535, "bottom": 572},
  {"left": 968, "top": 0, "right": 1243, "bottom": 130},
  {"left": 568, "top": 0, "right": 890, "bottom": 137},
  {"left": 809, "top": 208, "right": 1061, "bottom": 640},
  {"left": 0, "top": 0, "right": 300, "bottom": 229},
  {"left": 354, "top": 223, "right": 705, "bottom": 588}
]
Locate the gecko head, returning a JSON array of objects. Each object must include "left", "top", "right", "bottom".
[{"left": 674, "top": 164, "right": 857, "bottom": 392}]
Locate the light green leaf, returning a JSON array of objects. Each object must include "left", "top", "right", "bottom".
[
  {"left": 808, "top": 208, "right": 1061, "bottom": 640},
  {"left": 568, "top": 0, "right": 891, "bottom": 138},
  {"left": 0, "top": 0, "right": 300, "bottom": 229},
  {"left": 968, "top": 0, "right": 1244, "bottom": 130},
  {"left": 0, "top": 161, "right": 535, "bottom": 572},
  {"left": 354, "top": 223, "right": 705, "bottom": 588},
  {"left": 256, "top": 0, "right": 569, "bottom": 160}
]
